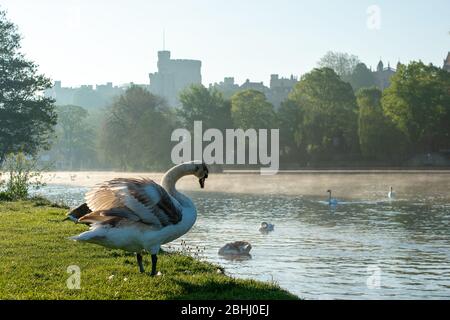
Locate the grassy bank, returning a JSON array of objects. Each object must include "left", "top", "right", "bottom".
[{"left": 0, "top": 200, "right": 298, "bottom": 300}]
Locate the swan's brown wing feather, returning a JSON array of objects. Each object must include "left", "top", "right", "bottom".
[
  {"left": 128, "top": 180, "right": 182, "bottom": 226},
  {"left": 83, "top": 178, "right": 182, "bottom": 227},
  {"left": 78, "top": 207, "right": 141, "bottom": 225}
]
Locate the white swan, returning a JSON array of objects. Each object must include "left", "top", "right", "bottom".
[
  {"left": 259, "top": 222, "right": 274, "bottom": 233},
  {"left": 67, "top": 161, "right": 209, "bottom": 275},
  {"left": 388, "top": 186, "right": 395, "bottom": 199},
  {"left": 327, "top": 189, "right": 338, "bottom": 206},
  {"left": 218, "top": 241, "right": 252, "bottom": 256}
]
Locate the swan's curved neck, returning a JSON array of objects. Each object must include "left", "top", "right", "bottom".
[{"left": 161, "top": 163, "right": 196, "bottom": 206}]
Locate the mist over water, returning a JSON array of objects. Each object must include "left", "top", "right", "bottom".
[
  {"left": 35, "top": 172, "right": 450, "bottom": 299},
  {"left": 39, "top": 171, "right": 450, "bottom": 200}
]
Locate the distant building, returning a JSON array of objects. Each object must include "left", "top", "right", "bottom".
[
  {"left": 373, "top": 60, "right": 396, "bottom": 90},
  {"left": 443, "top": 52, "right": 450, "bottom": 72},
  {"left": 45, "top": 81, "right": 75, "bottom": 105},
  {"left": 210, "top": 74, "right": 297, "bottom": 109},
  {"left": 209, "top": 77, "right": 240, "bottom": 99},
  {"left": 267, "top": 74, "right": 298, "bottom": 108},
  {"left": 240, "top": 79, "right": 268, "bottom": 93},
  {"left": 149, "top": 50, "right": 202, "bottom": 107},
  {"left": 44, "top": 81, "right": 132, "bottom": 110}
]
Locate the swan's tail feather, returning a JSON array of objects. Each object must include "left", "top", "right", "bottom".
[
  {"left": 68, "top": 233, "right": 90, "bottom": 242},
  {"left": 68, "top": 235, "right": 82, "bottom": 241},
  {"left": 68, "top": 230, "right": 105, "bottom": 243}
]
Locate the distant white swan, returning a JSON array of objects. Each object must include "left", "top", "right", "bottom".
[
  {"left": 327, "top": 189, "right": 338, "bottom": 206},
  {"left": 388, "top": 186, "right": 395, "bottom": 199},
  {"left": 218, "top": 241, "right": 252, "bottom": 256},
  {"left": 259, "top": 222, "right": 275, "bottom": 233},
  {"left": 67, "top": 161, "right": 209, "bottom": 275}
]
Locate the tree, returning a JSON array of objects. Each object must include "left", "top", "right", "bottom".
[
  {"left": 317, "top": 51, "right": 361, "bottom": 79},
  {"left": 357, "top": 87, "right": 408, "bottom": 161},
  {"left": 286, "top": 68, "right": 359, "bottom": 162},
  {"left": 0, "top": 152, "right": 45, "bottom": 200},
  {"left": 382, "top": 61, "right": 450, "bottom": 153},
  {"left": 348, "top": 63, "right": 376, "bottom": 92},
  {"left": 277, "top": 99, "right": 305, "bottom": 163},
  {"left": 178, "top": 84, "right": 232, "bottom": 131},
  {"left": 48, "top": 105, "right": 96, "bottom": 169},
  {"left": 100, "top": 86, "right": 175, "bottom": 171},
  {"left": 0, "top": 9, "right": 56, "bottom": 163},
  {"left": 230, "top": 90, "right": 277, "bottom": 129}
]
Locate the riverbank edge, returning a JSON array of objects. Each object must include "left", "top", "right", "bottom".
[{"left": 0, "top": 198, "right": 299, "bottom": 300}]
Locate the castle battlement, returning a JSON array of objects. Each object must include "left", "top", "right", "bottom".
[{"left": 171, "top": 59, "right": 201, "bottom": 64}]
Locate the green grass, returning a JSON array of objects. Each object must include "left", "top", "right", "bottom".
[{"left": 0, "top": 200, "right": 298, "bottom": 300}]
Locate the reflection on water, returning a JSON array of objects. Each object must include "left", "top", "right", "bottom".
[{"left": 33, "top": 174, "right": 450, "bottom": 300}]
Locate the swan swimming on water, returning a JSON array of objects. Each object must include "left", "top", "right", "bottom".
[
  {"left": 66, "top": 161, "right": 209, "bottom": 276},
  {"left": 218, "top": 241, "right": 252, "bottom": 257},
  {"left": 327, "top": 190, "right": 338, "bottom": 206},
  {"left": 388, "top": 186, "right": 395, "bottom": 199},
  {"left": 259, "top": 222, "right": 274, "bottom": 233}
]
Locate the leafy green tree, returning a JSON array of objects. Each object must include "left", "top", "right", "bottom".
[
  {"left": 348, "top": 63, "right": 376, "bottom": 92},
  {"left": 100, "top": 86, "right": 175, "bottom": 170},
  {"left": 357, "top": 88, "right": 408, "bottom": 161},
  {"left": 277, "top": 99, "right": 306, "bottom": 164},
  {"left": 317, "top": 51, "right": 361, "bottom": 79},
  {"left": 231, "top": 90, "right": 277, "bottom": 129},
  {"left": 0, "top": 9, "right": 56, "bottom": 163},
  {"left": 382, "top": 61, "right": 450, "bottom": 153},
  {"left": 286, "top": 68, "right": 359, "bottom": 162},
  {"left": 178, "top": 85, "right": 232, "bottom": 131},
  {"left": 48, "top": 105, "right": 96, "bottom": 169}
]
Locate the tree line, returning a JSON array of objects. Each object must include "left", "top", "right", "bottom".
[{"left": 92, "top": 59, "right": 449, "bottom": 170}]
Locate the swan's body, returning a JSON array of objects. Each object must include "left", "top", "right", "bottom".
[
  {"left": 327, "top": 190, "right": 338, "bottom": 206},
  {"left": 388, "top": 187, "right": 395, "bottom": 199},
  {"left": 259, "top": 222, "right": 274, "bottom": 233},
  {"left": 67, "top": 161, "right": 209, "bottom": 275},
  {"left": 218, "top": 241, "right": 252, "bottom": 256}
]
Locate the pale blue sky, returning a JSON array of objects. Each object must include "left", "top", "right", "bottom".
[{"left": 1, "top": 0, "right": 449, "bottom": 87}]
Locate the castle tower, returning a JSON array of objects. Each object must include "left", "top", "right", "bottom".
[
  {"left": 157, "top": 50, "right": 171, "bottom": 72},
  {"left": 373, "top": 59, "right": 395, "bottom": 90},
  {"left": 444, "top": 52, "right": 450, "bottom": 72},
  {"left": 377, "top": 60, "right": 384, "bottom": 72},
  {"left": 149, "top": 50, "right": 202, "bottom": 107}
]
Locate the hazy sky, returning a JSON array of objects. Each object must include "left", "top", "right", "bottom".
[{"left": 1, "top": 0, "right": 449, "bottom": 87}]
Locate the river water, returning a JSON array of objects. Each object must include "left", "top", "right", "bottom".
[{"left": 33, "top": 171, "right": 450, "bottom": 299}]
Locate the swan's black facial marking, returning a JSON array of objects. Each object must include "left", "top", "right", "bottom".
[{"left": 198, "top": 163, "right": 209, "bottom": 189}]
